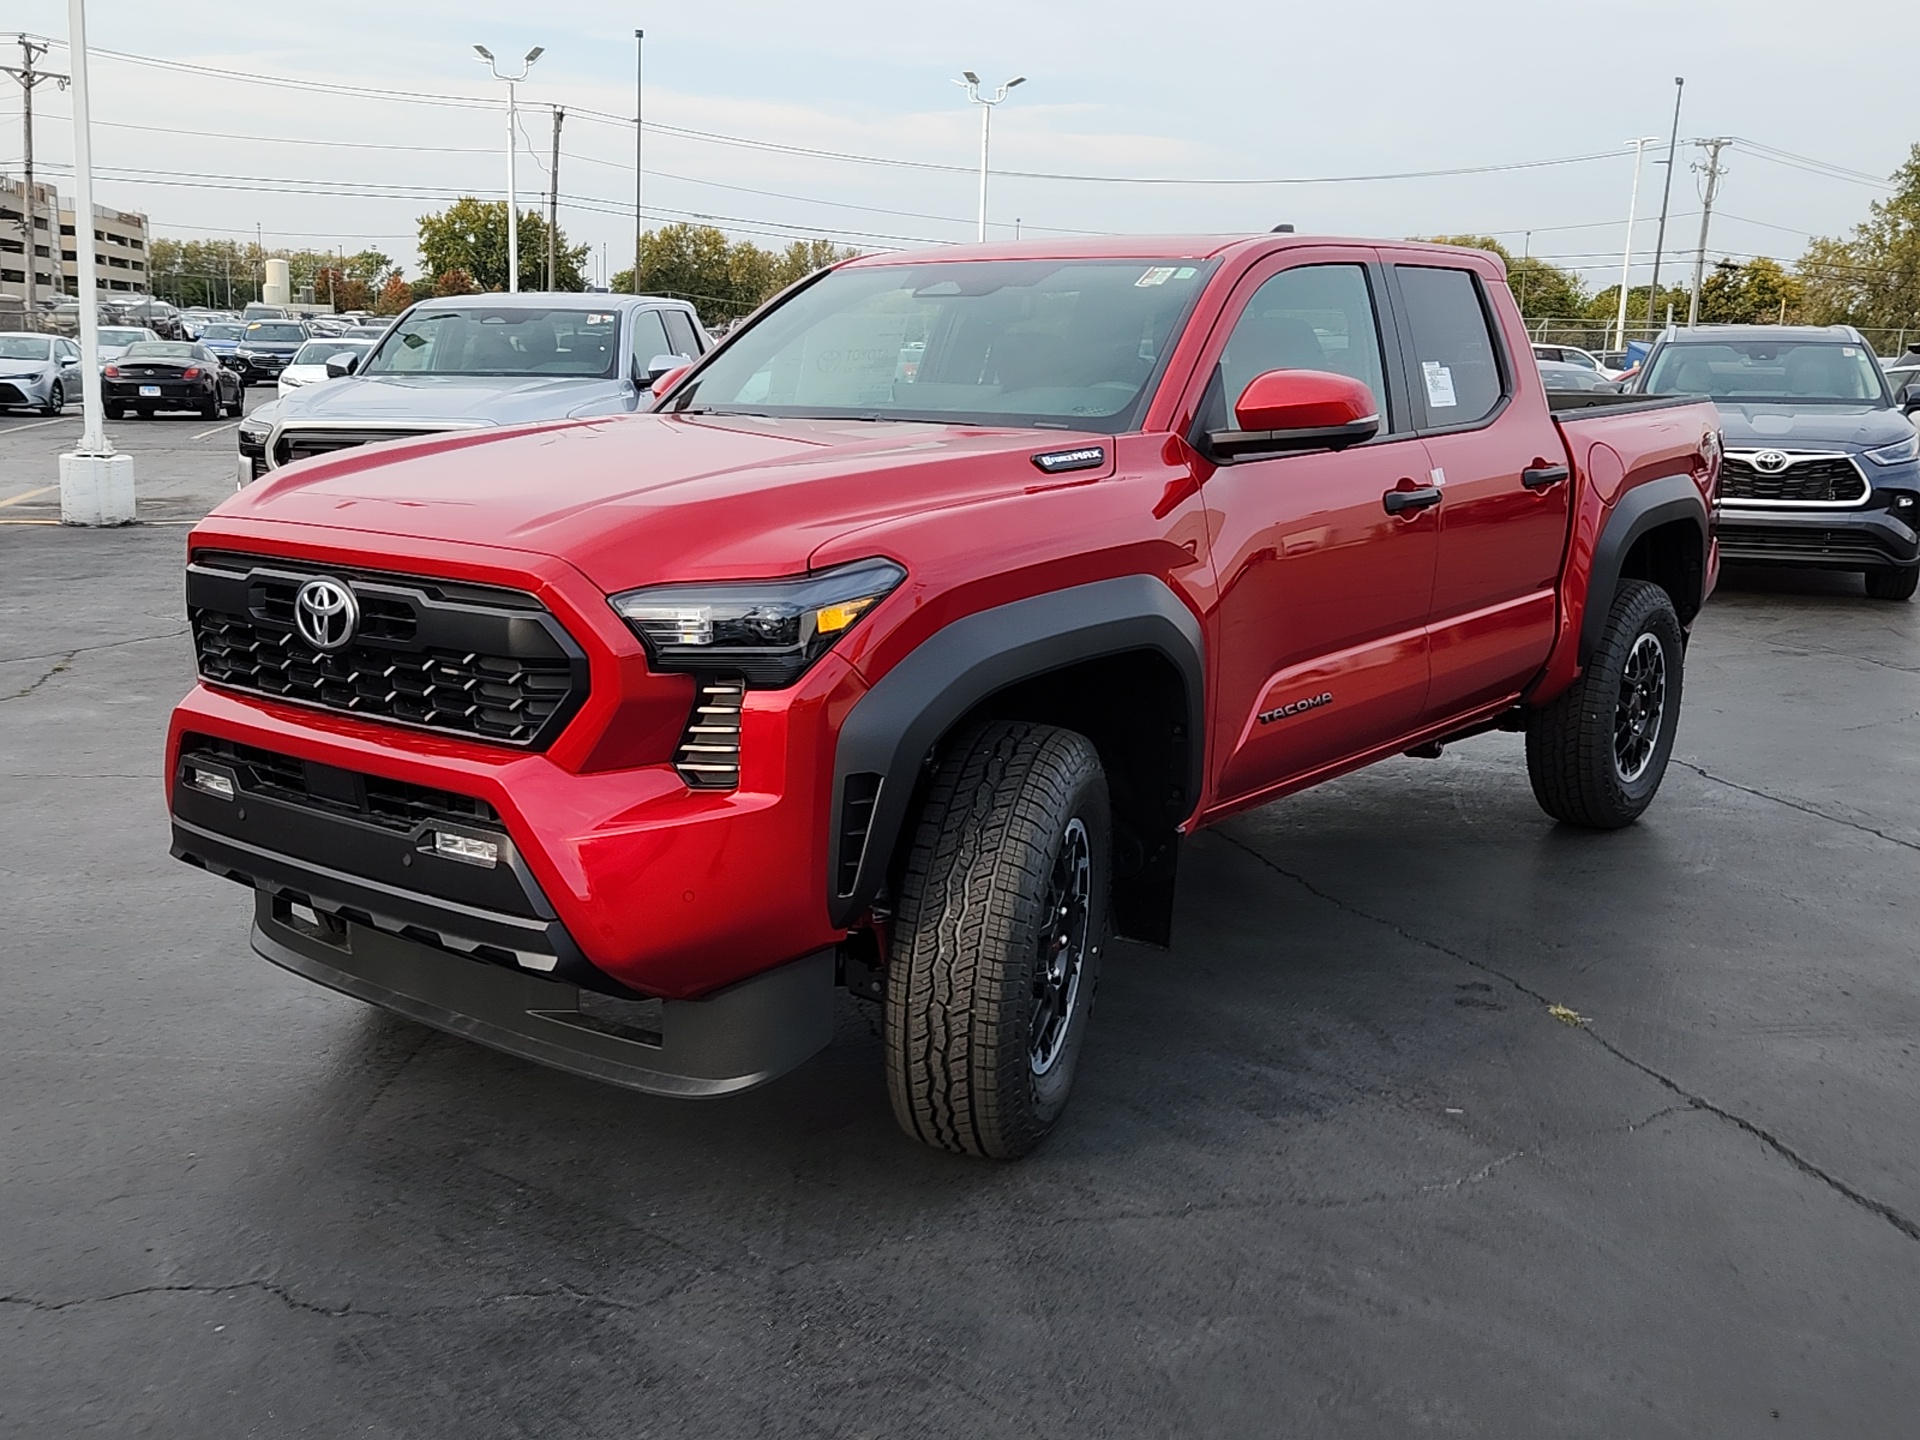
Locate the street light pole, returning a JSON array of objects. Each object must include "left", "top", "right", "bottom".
[
  {"left": 954, "top": 71, "right": 1025, "bottom": 242},
  {"left": 1645, "top": 76, "right": 1684, "bottom": 339},
  {"left": 633, "top": 29, "right": 644, "bottom": 295},
  {"left": 1614, "top": 135, "right": 1660, "bottom": 351},
  {"left": 58, "top": 0, "right": 135, "bottom": 524},
  {"left": 474, "top": 43, "right": 544, "bottom": 293}
]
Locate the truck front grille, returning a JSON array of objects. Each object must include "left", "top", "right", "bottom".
[
  {"left": 182, "top": 735, "right": 500, "bottom": 833},
  {"left": 187, "top": 552, "right": 588, "bottom": 749},
  {"left": 1721, "top": 454, "right": 1867, "bottom": 504},
  {"left": 674, "top": 678, "right": 744, "bottom": 789},
  {"left": 270, "top": 425, "right": 459, "bottom": 469}
]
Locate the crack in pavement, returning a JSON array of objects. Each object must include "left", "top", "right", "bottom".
[
  {"left": 1213, "top": 829, "right": 1920, "bottom": 1246},
  {"left": 1670, "top": 758, "right": 1920, "bottom": 855},
  {"left": 2, "top": 652, "right": 73, "bottom": 702},
  {"left": 0, "top": 1276, "right": 643, "bottom": 1321},
  {"left": 0, "top": 626, "right": 188, "bottom": 667}
]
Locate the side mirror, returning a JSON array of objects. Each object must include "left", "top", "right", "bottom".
[
  {"left": 640, "top": 352, "right": 690, "bottom": 382},
  {"left": 1207, "top": 369, "right": 1381, "bottom": 460},
  {"left": 325, "top": 354, "right": 360, "bottom": 379},
  {"left": 1898, "top": 384, "right": 1920, "bottom": 415},
  {"left": 650, "top": 363, "right": 691, "bottom": 399}
]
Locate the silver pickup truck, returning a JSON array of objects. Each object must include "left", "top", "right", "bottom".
[{"left": 237, "top": 292, "right": 708, "bottom": 483}]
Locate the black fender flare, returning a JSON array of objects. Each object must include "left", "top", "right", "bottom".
[
  {"left": 828, "top": 576, "right": 1206, "bottom": 929},
  {"left": 1580, "top": 473, "right": 1709, "bottom": 664}
]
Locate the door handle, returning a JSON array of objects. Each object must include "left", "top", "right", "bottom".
[
  {"left": 1521, "top": 464, "right": 1570, "bottom": 490},
  {"left": 1383, "top": 485, "right": 1442, "bottom": 515}
]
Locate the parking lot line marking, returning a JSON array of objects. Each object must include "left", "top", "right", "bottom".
[
  {"left": 0, "top": 485, "right": 59, "bottom": 508},
  {"left": 0, "top": 416, "right": 77, "bottom": 434},
  {"left": 0, "top": 518, "right": 60, "bottom": 526},
  {"left": 192, "top": 421, "right": 240, "bottom": 441}
]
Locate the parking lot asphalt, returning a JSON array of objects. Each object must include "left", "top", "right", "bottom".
[
  {"left": 0, "top": 390, "right": 272, "bottom": 523},
  {"left": 1, "top": 438, "right": 1917, "bottom": 1436}
]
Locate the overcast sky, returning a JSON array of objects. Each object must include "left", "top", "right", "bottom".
[{"left": 5, "top": 0, "right": 1915, "bottom": 293}]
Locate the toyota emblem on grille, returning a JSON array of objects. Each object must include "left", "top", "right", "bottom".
[
  {"left": 293, "top": 577, "right": 359, "bottom": 651},
  {"left": 1752, "top": 449, "right": 1792, "bottom": 473}
]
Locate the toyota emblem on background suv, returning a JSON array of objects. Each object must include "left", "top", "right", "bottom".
[
  {"left": 1752, "top": 449, "right": 1792, "bottom": 473},
  {"left": 293, "top": 577, "right": 360, "bottom": 651}
]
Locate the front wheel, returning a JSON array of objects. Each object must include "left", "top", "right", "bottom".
[
  {"left": 1864, "top": 564, "right": 1918, "bottom": 602},
  {"left": 884, "top": 722, "right": 1110, "bottom": 1160},
  {"left": 39, "top": 379, "right": 64, "bottom": 416},
  {"left": 1526, "top": 579, "right": 1684, "bottom": 829}
]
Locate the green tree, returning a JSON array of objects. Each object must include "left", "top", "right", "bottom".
[
  {"left": 1694, "top": 256, "right": 1804, "bottom": 325},
  {"left": 611, "top": 224, "right": 859, "bottom": 324},
  {"left": 416, "top": 197, "right": 589, "bottom": 292},
  {"left": 1796, "top": 143, "right": 1920, "bottom": 334},
  {"left": 1417, "top": 234, "right": 1588, "bottom": 319},
  {"left": 1582, "top": 282, "right": 1695, "bottom": 335}
]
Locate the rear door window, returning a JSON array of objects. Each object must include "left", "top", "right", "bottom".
[
  {"left": 660, "top": 308, "right": 702, "bottom": 356},
  {"left": 1394, "top": 265, "right": 1506, "bottom": 427}
]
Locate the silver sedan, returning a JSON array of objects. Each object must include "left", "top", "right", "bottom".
[{"left": 0, "top": 332, "right": 84, "bottom": 416}]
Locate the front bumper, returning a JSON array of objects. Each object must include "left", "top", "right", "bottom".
[
  {"left": 0, "top": 375, "right": 56, "bottom": 406},
  {"left": 1718, "top": 502, "right": 1920, "bottom": 570},
  {"left": 253, "top": 895, "right": 835, "bottom": 1097}
]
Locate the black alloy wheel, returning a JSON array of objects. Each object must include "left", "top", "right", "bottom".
[{"left": 1525, "top": 579, "right": 1685, "bottom": 829}]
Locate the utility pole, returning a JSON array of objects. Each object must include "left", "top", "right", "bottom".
[
  {"left": 1686, "top": 137, "right": 1731, "bottom": 329},
  {"left": 1646, "top": 77, "right": 1684, "bottom": 339},
  {"left": 4, "top": 35, "right": 70, "bottom": 315},
  {"left": 547, "top": 106, "right": 564, "bottom": 292},
  {"left": 645, "top": 30, "right": 652, "bottom": 295}
]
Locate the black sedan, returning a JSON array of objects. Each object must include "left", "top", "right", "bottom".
[{"left": 103, "top": 341, "right": 245, "bottom": 420}]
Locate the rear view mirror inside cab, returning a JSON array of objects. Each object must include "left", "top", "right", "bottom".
[{"left": 1205, "top": 369, "right": 1380, "bottom": 461}]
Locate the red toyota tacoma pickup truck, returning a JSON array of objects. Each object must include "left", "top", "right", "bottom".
[{"left": 167, "top": 236, "right": 1721, "bottom": 1158}]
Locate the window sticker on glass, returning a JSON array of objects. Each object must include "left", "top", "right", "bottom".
[
  {"left": 1135, "top": 266, "right": 1178, "bottom": 288},
  {"left": 1174, "top": 267, "right": 1198, "bottom": 279},
  {"left": 794, "top": 313, "right": 911, "bottom": 406},
  {"left": 1422, "top": 360, "right": 1458, "bottom": 409}
]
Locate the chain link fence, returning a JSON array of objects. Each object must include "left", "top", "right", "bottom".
[{"left": 1520, "top": 316, "right": 1917, "bottom": 357}]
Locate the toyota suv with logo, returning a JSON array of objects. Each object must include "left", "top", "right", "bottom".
[
  {"left": 167, "top": 236, "right": 1721, "bottom": 1158},
  {"left": 1633, "top": 324, "right": 1920, "bottom": 600}
]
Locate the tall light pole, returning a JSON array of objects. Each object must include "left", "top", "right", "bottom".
[
  {"left": 474, "top": 43, "right": 544, "bottom": 293},
  {"left": 633, "top": 29, "right": 644, "bottom": 295},
  {"left": 58, "top": 0, "right": 135, "bottom": 524},
  {"left": 954, "top": 71, "right": 1025, "bottom": 242},
  {"left": 1645, "top": 76, "right": 1684, "bottom": 338},
  {"left": 1614, "top": 136, "right": 1660, "bottom": 350}
]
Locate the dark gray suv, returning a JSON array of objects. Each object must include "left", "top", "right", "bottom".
[{"left": 1634, "top": 325, "right": 1920, "bottom": 600}]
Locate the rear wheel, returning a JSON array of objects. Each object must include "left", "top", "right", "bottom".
[
  {"left": 1526, "top": 579, "right": 1684, "bottom": 829},
  {"left": 884, "top": 722, "right": 1110, "bottom": 1160},
  {"left": 104, "top": 402, "right": 123, "bottom": 420},
  {"left": 200, "top": 393, "right": 220, "bottom": 419},
  {"left": 1864, "top": 564, "right": 1918, "bottom": 602}
]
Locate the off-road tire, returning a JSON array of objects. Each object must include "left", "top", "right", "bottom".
[
  {"left": 884, "top": 722, "right": 1110, "bottom": 1160},
  {"left": 1526, "top": 579, "right": 1684, "bottom": 829},
  {"left": 1864, "top": 564, "right": 1918, "bottom": 602}
]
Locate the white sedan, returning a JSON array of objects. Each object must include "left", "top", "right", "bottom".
[
  {"left": 277, "top": 338, "right": 375, "bottom": 399},
  {"left": 96, "top": 326, "right": 159, "bottom": 364}
]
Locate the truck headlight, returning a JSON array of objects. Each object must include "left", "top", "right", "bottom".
[
  {"left": 609, "top": 558, "right": 905, "bottom": 687},
  {"left": 1865, "top": 434, "right": 1919, "bottom": 466}
]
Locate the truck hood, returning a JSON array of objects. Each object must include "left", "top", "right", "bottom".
[
  {"left": 211, "top": 413, "right": 1113, "bottom": 590},
  {"left": 273, "top": 372, "right": 635, "bottom": 425},
  {"left": 1714, "top": 402, "right": 1913, "bottom": 453}
]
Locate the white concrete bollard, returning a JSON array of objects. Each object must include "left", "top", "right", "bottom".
[{"left": 60, "top": 452, "right": 138, "bottom": 526}]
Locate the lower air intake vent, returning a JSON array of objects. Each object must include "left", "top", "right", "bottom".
[{"left": 675, "top": 678, "right": 744, "bottom": 789}]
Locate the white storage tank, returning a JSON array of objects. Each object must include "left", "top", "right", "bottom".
[{"left": 263, "top": 258, "right": 291, "bottom": 307}]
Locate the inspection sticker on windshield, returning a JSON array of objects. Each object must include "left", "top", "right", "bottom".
[
  {"left": 1422, "top": 361, "right": 1458, "bottom": 409},
  {"left": 586, "top": 314, "right": 615, "bottom": 325},
  {"left": 1135, "top": 266, "right": 1178, "bottom": 287}
]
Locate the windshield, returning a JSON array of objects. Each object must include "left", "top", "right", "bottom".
[
  {"left": 362, "top": 306, "right": 623, "bottom": 378},
  {"left": 672, "top": 258, "right": 1218, "bottom": 430},
  {"left": 246, "top": 324, "right": 307, "bottom": 344},
  {"left": 1647, "top": 340, "right": 1890, "bottom": 404},
  {"left": 201, "top": 324, "right": 243, "bottom": 341},
  {"left": 292, "top": 340, "right": 371, "bottom": 365},
  {"left": 97, "top": 329, "right": 148, "bottom": 346},
  {"left": 0, "top": 336, "right": 52, "bottom": 361},
  {"left": 123, "top": 343, "right": 198, "bottom": 360}
]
